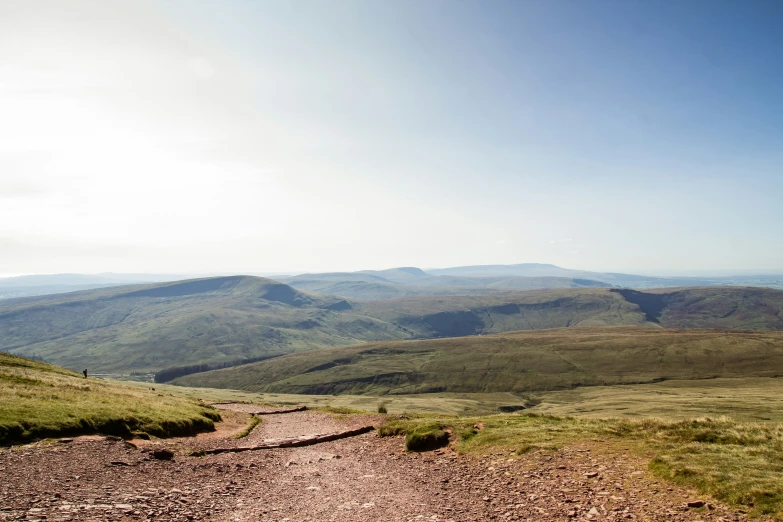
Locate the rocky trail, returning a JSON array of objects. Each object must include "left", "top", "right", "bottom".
[{"left": 0, "top": 405, "right": 750, "bottom": 521}]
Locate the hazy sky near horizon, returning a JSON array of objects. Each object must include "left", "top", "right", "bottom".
[{"left": 1, "top": 0, "right": 782, "bottom": 276}]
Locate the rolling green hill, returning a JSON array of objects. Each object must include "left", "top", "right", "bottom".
[
  {"left": 174, "top": 327, "right": 783, "bottom": 394},
  {"left": 0, "top": 276, "right": 405, "bottom": 373},
  {"left": 355, "top": 286, "right": 783, "bottom": 337},
  {"left": 2, "top": 277, "right": 782, "bottom": 375},
  {"left": 0, "top": 352, "right": 219, "bottom": 445}
]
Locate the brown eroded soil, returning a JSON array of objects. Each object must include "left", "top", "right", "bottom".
[{"left": 0, "top": 406, "right": 751, "bottom": 521}]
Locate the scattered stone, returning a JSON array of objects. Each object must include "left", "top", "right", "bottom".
[{"left": 0, "top": 411, "right": 754, "bottom": 522}]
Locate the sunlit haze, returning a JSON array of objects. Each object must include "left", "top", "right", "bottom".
[{"left": 2, "top": 0, "right": 782, "bottom": 275}]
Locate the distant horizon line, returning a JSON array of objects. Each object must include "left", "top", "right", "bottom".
[{"left": 2, "top": 264, "right": 783, "bottom": 281}]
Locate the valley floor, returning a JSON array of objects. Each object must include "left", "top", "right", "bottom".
[{"left": 0, "top": 407, "right": 751, "bottom": 522}]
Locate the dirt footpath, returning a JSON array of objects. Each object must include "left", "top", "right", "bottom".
[{"left": 0, "top": 408, "right": 750, "bottom": 521}]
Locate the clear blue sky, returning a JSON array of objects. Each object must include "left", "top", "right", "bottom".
[{"left": 1, "top": 0, "right": 781, "bottom": 275}]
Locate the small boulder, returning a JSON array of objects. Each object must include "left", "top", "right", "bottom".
[{"left": 687, "top": 500, "right": 706, "bottom": 508}]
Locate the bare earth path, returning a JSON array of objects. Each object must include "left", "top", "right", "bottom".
[{"left": 0, "top": 407, "right": 750, "bottom": 521}]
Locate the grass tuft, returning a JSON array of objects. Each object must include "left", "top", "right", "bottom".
[
  {"left": 234, "top": 415, "right": 261, "bottom": 439},
  {"left": 404, "top": 422, "right": 450, "bottom": 451}
]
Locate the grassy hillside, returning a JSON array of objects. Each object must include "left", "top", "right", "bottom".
[
  {"left": 2, "top": 277, "right": 782, "bottom": 375},
  {"left": 0, "top": 353, "right": 220, "bottom": 445},
  {"left": 357, "top": 286, "right": 783, "bottom": 338},
  {"left": 633, "top": 286, "right": 783, "bottom": 329},
  {"left": 175, "top": 327, "right": 783, "bottom": 394},
  {"left": 356, "top": 288, "right": 651, "bottom": 337},
  {"left": 0, "top": 276, "right": 407, "bottom": 373}
]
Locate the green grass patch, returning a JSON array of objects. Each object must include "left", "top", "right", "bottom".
[
  {"left": 405, "top": 422, "right": 450, "bottom": 451},
  {"left": 379, "top": 417, "right": 450, "bottom": 451},
  {"left": 0, "top": 353, "right": 220, "bottom": 445}
]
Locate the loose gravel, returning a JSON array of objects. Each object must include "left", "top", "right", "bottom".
[{"left": 0, "top": 408, "right": 751, "bottom": 521}]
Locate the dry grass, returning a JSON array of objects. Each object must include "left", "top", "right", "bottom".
[
  {"left": 530, "top": 377, "right": 783, "bottom": 422},
  {"left": 176, "top": 327, "right": 783, "bottom": 395},
  {"left": 123, "top": 380, "right": 534, "bottom": 415}
]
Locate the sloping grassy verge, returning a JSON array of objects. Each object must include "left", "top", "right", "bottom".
[
  {"left": 0, "top": 353, "right": 221, "bottom": 445},
  {"left": 380, "top": 413, "right": 783, "bottom": 517}
]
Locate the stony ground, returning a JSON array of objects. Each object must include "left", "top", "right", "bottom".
[{"left": 0, "top": 406, "right": 751, "bottom": 521}]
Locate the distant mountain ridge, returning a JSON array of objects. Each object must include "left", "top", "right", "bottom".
[
  {"left": 2, "top": 275, "right": 783, "bottom": 375},
  {"left": 280, "top": 264, "right": 620, "bottom": 301},
  {"left": 0, "top": 273, "right": 190, "bottom": 300},
  {"left": 3, "top": 264, "right": 781, "bottom": 302},
  {"left": 280, "top": 263, "right": 783, "bottom": 300}
]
